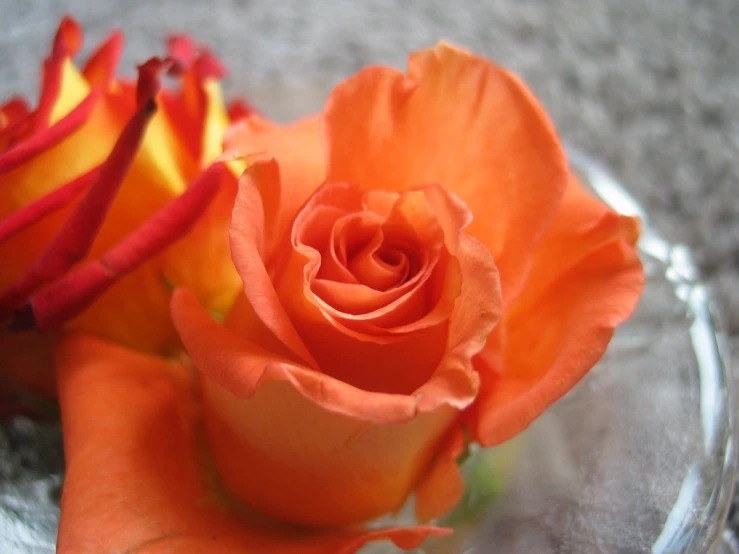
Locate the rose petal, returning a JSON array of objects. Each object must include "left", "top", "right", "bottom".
[
  {"left": 292, "top": 182, "right": 447, "bottom": 330},
  {"left": 229, "top": 159, "right": 318, "bottom": 367},
  {"left": 465, "top": 175, "right": 644, "bottom": 446},
  {"left": 55, "top": 332, "right": 449, "bottom": 553},
  {"left": 227, "top": 99, "right": 256, "bottom": 122},
  {"left": 160, "top": 47, "right": 230, "bottom": 166},
  {"left": 0, "top": 201, "right": 77, "bottom": 306},
  {"left": 167, "top": 35, "right": 196, "bottom": 72},
  {"left": 224, "top": 115, "right": 324, "bottom": 259},
  {"left": 159, "top": 167, "right": 241, "bottom": 316},
  {"left": 0, "top": 83, "right": 158, "bottom": 313},
  {"left": 0, "top": 98, "right": 32, "bottom": 151},
  {"left": 414, "top": 424, "right": 466, "bottom": 523},
  {"left": 35, "top": 17, "right": 84, "bottom": 130},
  {"left": 0, "top": 168, "right": 96, "bottom": 249},
  {"left": 171, "top": 289, "right": 459, "bottom": 527},
  {"left": 446, "top": 234, "right": 501, "bottom": 357},
  {"left": 319, "top": 210, "right": 382, "bottom": 284},
  {"left": 323, "top": 42, "right": 568, "bottom": 306},
  {"left": 270, "top": 181, "right": 453, "bottom": 393},
  {"left": 174, "top": 287, "right": 438, "bottom": 423},
  {"left": 81, "top": 30, "right": 124, "bottom": 88},
  {"left": 19, "top": 163, "right": 231, "bottom": 332},
  {"left": 0, "top": 98, "right": 31, "bottom": 129},
  {"left": 0, "top": 90, "right": 104, "bottom": 177}
]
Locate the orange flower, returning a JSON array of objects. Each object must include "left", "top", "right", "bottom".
[
  {"left": 169, "top": 43, "right": 643, "bottom": 531},
  {"left": 0, "top": 18, "right": 244, "bottom": 413},
  {"left": 14, "top": 28, "right": 644, "bottom": 553}
]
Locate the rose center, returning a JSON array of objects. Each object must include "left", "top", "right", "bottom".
[{"left": 346, "top": 235, "right": 413, "bottom": 291}]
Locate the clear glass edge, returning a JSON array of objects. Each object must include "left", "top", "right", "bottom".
[{"left": 566, "top": 145, "right": 738, "bottom": 554}]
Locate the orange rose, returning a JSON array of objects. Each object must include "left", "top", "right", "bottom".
[
  {"left": 165, "top": 43, "right": 644, "bottom": 533},
  {"left": 0, "top": 18, "right": 244, "bottom": 414},
  {"left": 19, "top": 30, "right": 644, "bottom": 554}
]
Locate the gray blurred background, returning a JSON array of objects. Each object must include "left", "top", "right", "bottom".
[{"left": 0, "top": 0, "right": 738, "bottom": 551}]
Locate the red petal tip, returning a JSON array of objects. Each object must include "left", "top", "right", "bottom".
[
  {"left": 136, "top": 57, "right": 173, "bottom": 107},
  {"left": 227, "top": 99, "right": 256, "bottom": 121},
  {"left": 55, "top": 16, "right": 83, "bottom": 57},
  {"left": 82, "top": 30, "right": 125, "bottom": 87},
  {"left": 33, "top": 16, "right": 85, "bottom": 131},
  {"left": 193, "top": 50, "right": 227, "bottom": 80},
  {"left": 167, "top": 35, "right": 196, "bottom": 75}
]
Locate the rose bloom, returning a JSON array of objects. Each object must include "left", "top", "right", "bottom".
[
  {"left": 0, "top": 18, "right": 245, "bottom": 415},
  {"left": 3, "top": 19, "right": 644, "bottom": 554}
]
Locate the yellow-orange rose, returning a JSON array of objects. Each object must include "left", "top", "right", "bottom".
[{"left": 0, "top": 18, "right": 243, "bottom": 414}]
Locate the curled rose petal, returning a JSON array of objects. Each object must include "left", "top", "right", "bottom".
[
  {"left": 465, "top": 175, "right": 644, "bottom": 446},
  {"left": 229, "top": 156, "right": 500, "bottom": 394},
  {"left": 223, "top": 115, "right": 324, "bottom": 260},
  {"left": 227, "top": 99, "right": 256, "bottom": 121},
  {"left": 172, "top": 287, "right": 485, "bottom": 527},
  {"left": 55, "top": 332, "right": 449, "bottom": 553}
]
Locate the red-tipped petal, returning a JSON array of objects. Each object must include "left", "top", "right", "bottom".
[
  {"left": 0, "top": 98, "right": 32, "bottom": 151},
  {"left": 193, "top": 49, "right": 227, "bottom": 79},
  {"left": 0, "top": 167, "right": 97, "bottom": 246},
  {"left": 167, "top": 35, "right": 196, "bottom": 74},
  {"left": 136, "top": 57, "right": 169, "bottom": 107},
  {"left": 0, "top": 98, "right": 30, "bottom": 124},
  {"left": 82, "top": 30, "right": 124, "bottom": 87},
  {"left": 0, "top": 86, "right": 156, "bottom": 313},
  {"left": 227, "top": 99, "right": 256, "bottom": 121},
  {"left": 34, "top": 16, "right": 84, "bottom": 131},
  {"left": 0, "top": 91, "right": 100, "bottom": 174},
  {"left": 0, "top": 97, "right": 31, "bottom": 138},
  {"left": 16, "top": 163, "right": 228, "bottom": 331},
  {"left": 52, "top": 16, "right": 83, "bottom": 57}
]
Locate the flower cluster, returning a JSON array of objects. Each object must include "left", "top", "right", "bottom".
[{"left": 0, "top": 17, "right": 643, "bottom": 553}]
